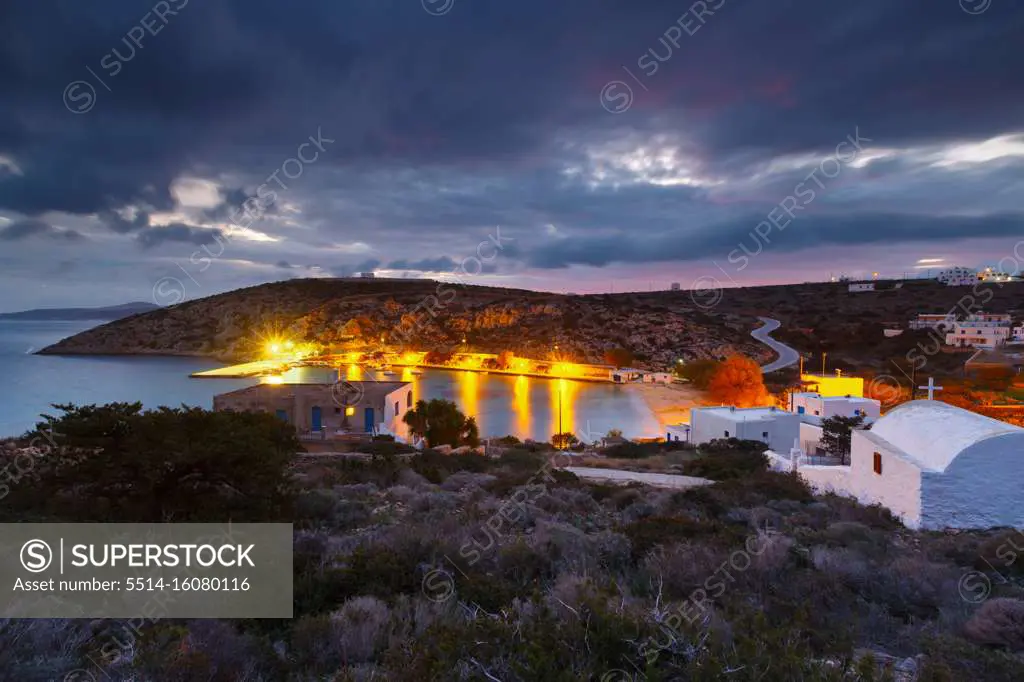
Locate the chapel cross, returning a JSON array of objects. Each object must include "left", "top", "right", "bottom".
[{"left": 918, "top": 377, "right": 944, "bottom": 400}]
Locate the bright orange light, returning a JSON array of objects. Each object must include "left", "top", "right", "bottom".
[
  {"left": 550, "top": 377, "right": 576, "bottom": 436},
  {"left": 262, "top": 375, "right": 284, "bottom": 385},
  {"left": 345, "top": 406, "right": 355, "bottom": 416},
  {"left": 514, "top": 375, "right": 530, "bottom": 436},
  {"left": 459, "top": 370, "right": 479, "bottom": 417},
  {"left": 552, "top": 362, "right": 584, "bottom": 378}
]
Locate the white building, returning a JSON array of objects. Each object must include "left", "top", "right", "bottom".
[
  {"left": 978, "top": 268, "right": 1019, "bottom": 283},
  {"left": 665, "top": 424, "right": 691, "bottom": 443},
  {"left": 787, "top": 392, "right": 881, "bottom": 455},
  {"left": 789, "top": 392, "right": 881, "bottom": 421},
  {"left": 848, "top": 282, "right": 875, "bottom": 292},
  {"left": 945, "top": 314, "right": 1012, "bottom": 350},
  {"left": 768, "top": 400, "right": 1024, "bottom": 529},
  {"left": 690, "top": 406, "right": 799, "bottom": 452},
  {"left": 908, "top": 313, "right": 956, "bottom": 331},
  {"left": 936, "top": 266, "right": 977, "bottom": 287}
]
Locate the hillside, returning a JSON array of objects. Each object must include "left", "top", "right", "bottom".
[
  {"left": 0, "top": 301, "right": 159, "bottom": 321},
  {"left": 667, "top": 278, "right": 1024, "bottom": 375},
  {"left": 4, "top": 412, "right": 1024, "bottom": 680},
  {"left": 38, "top": 279, "right": 769, "bottom": 369}
]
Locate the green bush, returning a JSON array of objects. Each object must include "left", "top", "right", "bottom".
[
  {"left": 683, "top": 449, "right": 768, "bottom": 480},
  {"left": 603, "top": 440, "right": 690, "bottom": 459},
  {"left": 622, "top": 515, "right": 726, "bottom": 560},
  {"left": 9, "top": 403, "right": 298, "bottom": 523}
]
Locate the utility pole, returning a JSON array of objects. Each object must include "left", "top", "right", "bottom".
[
  {"left": 559, "top": 390, "right": 563, "bottom": 437},
  {"left": 821, "top": 352, "right": 827, "bottom": 375}
]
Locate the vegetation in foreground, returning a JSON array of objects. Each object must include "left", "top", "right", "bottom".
[{"left": 1, "top": 405, "right": 1023, "bottom": 680}]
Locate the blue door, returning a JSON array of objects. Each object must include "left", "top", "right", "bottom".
[
  {"left": 311, "top": 406, "right": 322, "bottom": 432},
  {"left": 275, "top": 409, "right": 288, "bottom": 422},
  {"left": 364, "top": 407, "right": 375, "bottom": 433}
]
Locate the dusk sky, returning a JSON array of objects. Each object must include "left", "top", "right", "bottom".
[{"left": 1, "top": 0, "right": 1023, "bottom": 311}]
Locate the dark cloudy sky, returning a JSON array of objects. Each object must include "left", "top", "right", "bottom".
[{"left": 1, "top": 0, "right": 1023, "bottom": 310}]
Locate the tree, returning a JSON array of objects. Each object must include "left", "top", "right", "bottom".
[
  {"left": 5, "top": 403, "right": 298, "bottom": 523},
  {"left": 424, "top": 350, "right": 454, "bottom": 365},
  {"left": 552, "top": 432, "right": 579, "bottom": 450},
  {"left": 819, "top": 414, "right": 865, "bottom": 460},
  {"left": 403, "top": 399, "right": 479, "bottom": 448},
  {"left": 707, "top": 355, "right": 769, "bottom": 407},
  {"left": 496, "top": 350, "right": 515, "bottom": 371},
  {"left": 678, "top": 359, "right": 721, "bottom": 389},
  {"left": 604, "top": 347, "right": 634, "bottom": 368}
]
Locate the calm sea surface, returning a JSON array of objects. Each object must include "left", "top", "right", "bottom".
[{"left": 0, "top": 321, "right": 660, "bottom": 441}]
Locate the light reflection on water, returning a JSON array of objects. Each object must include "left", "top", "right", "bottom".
[
  {"left": 274, "top": 365, "right": 660, "bottom": 441},
  {"left": 0, "top": 323, "right": 660, "bottom": 441}
]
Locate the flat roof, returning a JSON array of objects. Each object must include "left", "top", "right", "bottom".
[
  {"left": 216, "top": 381, "right": 410, "bottom": 401},
  {"left": 792, "top": 392, "right": 879, "bottom": 403},
  {"left": 694, "top": 406, "right": 790, "bottom": 421}
]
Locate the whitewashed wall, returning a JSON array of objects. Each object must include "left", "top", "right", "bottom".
[
  {"left": 921, "top": 433, "right": 1024, "bottom": 529},
  {"left": 850, "top": 430, "right": 923, "bottom": 528}
]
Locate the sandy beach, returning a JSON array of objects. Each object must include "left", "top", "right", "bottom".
[{"left": 625, "top": 382, "right": 707, "bottom": 429}]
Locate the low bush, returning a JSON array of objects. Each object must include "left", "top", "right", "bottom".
[
  {"left": 682, "top": 449, "right": 768, "bottom": 480},
  {"left": 622, "top": 515, "right": 727, "bottom": 560},
  {"left": 976, "top": 530, "right": 1024, "bottom": 577},
  {"left": 964, "top": 598, "right": 1024, "bottom": 651},
  {"left": 602, "top": 440, "right": 690, "bottom": 459},
  {"left": 361, "top": 440, "right": 417, "bottom": 457}
]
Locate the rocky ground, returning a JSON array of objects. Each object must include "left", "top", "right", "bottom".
[{"left": 39, "top": 279, "right": 771, "bottom": 371}]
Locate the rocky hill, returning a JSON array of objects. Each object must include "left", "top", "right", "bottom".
[{"left": 38, "top": 279, "right": 770, "bottom": 370}]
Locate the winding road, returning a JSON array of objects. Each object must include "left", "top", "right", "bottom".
[{"left": 751, "top": 316, "right": 800, "bottom": 373}]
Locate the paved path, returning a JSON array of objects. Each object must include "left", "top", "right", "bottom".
[
  {"left": 564, "top": 466, "right": 712, "bottom": 489},
  {"left": 751, "top": 316, "right": 800, "bottom": 373}
]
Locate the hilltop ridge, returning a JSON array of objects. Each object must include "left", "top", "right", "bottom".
[{"left": 38, "top": 279, "right": 768, "bottom": 369}]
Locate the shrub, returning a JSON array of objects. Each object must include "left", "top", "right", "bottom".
[
  {"left": 640, "top": 541, "right": 731, "bottom": 600},
  {"left": 131, "top": 621, "right": 277, "bottom": 682},
  {"left": 440, "top": 471, "right": 497, "bottom": 492},
  {"left": 622, "top": 515, "right": 726, "bottom": 560},
  {"left": 361, "top": 440, "right": 417, "bottom": 457},
  {"left": 976, "top": 530, "right": 1024, "bottom": 577},
  {"left": 683, "top": 449, "right": 768, "bottom": 480},
  {"left": 603, "top": 441, "right": 689, "bottom": 459},
  {"left": 336, "top": 544, "right": 429, "bottom": 600},
  {"left": 964, "top": 599, "right": 1024, "bottom": 651},
  {"left": 920, "top": 634, "right": 1024, "bottom": 681},
  {"left": 13, "top": 403, "right": 298, "bottom": 523},
  {"left": 712, "top": 471, "right": 815, "bottom": 506}
]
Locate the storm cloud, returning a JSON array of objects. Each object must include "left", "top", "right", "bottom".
[{"left": 0, "top": 0, "right": 1023, "bottom": 308}]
